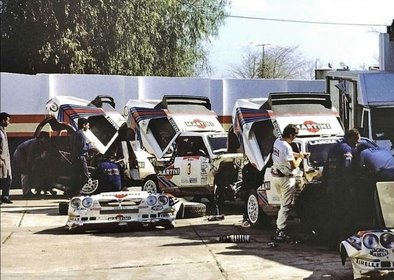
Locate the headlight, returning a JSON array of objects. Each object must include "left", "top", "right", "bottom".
[
  {"left": 82, "top": 197, "right": 94, "bottom": 208},
  {"left": 146, "top": 195, "right": 158, "bottom": 206},
  {"left": 158, "top": 195, "right": 169, "bottom": 205},
  {"left": 70, "top": 198, "right": 82, "bottom": 209},
  {"left": 380, "top": 233, "right": 394, "bottom": 249},
  {"left": 363, "top": 233, "right": 379, "bottom": 249}
]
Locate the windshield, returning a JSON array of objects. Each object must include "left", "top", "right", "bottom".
[
  {"left": 88, "top": 115, "right": 117, "bottom": 146},
  {"left": 371, "top": 108, "right": 394, "bottom": 142},
  {"left": 306, "top": 138, "right": 340, "bottom": 167},
  {"left": 207, "top": 134, "right": 228, "bottom": 155}
]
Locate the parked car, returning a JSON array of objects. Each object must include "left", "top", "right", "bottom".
[
  {"left": 124, "top": 95, "right": 244, "bottom": 201},
  {"left": 13, "top": 95, "right": 156, "bottom": 196},
  {"left": 232, "top": 92, "right": 346, "bottom": 226},
  {"left": 340, "top": 181, "right": 394, "bottom": 279},
  {"left": 66, "top": 191, "right": 179, "bottom": 231}
]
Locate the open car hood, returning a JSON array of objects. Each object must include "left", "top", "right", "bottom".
[
  {"left": 125, "top": 95, "right": 224, "bottom": 158},
  {"left": 45, "top": 95, "right": 126, "bottom": 154},
  {"left": 232, "top": 95, "right": 345, "bottom": 171}
]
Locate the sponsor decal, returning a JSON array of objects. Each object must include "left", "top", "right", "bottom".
[
  {"left": 262, "top": 181, "right": 271, "bottom": 190},
  {"left": 151, "top": 205, "right": 163, "bottom": 211},
  {"left": 106, "top": 116, "right": 119, "bottom": 129},
  {"left": 108, "top": 215, "right": 132, "bottom": 221},
  {"left": 370, "top": 248, "right": 389, "bottom": 257},
  {"left": 189, "top": 178, "right": 198, "bottom": 183},
  {"left": 295, "top": 121, "right": 331, "bottom": 133},
  {"left": 185, "top": 119, "right": 215, "bottom": 129},
  {"left": 168, "top": 117, "right": 179, "bottom": 132},
  {"left": 158, "top": 168, "right": 180, "bottom": 176},
  {"left": 272, "top": 120, "right": 281, "bottom": 138},
  {"left": 138, "top": 161, "right": 145, "bottom": 168},
  {"left": 114, "top": 193, "right": 128, "bottom": 199},
  {"left": 355, "top": 258, "right": 380, "bottom": 268},
  {"left": 308, "top": 139, "right": 339, "bottom": 145}
]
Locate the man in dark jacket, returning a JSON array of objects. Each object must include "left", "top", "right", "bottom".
[
  {"left": 12, "top": 132, "right": 50, "bottom": 196},
  {"left": 323, "top": 128, "right": 360, "bottom": 249},
  {"left": 68, "top": 118, "right": 93, "bottom": 197}
]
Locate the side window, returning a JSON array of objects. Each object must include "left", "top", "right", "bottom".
[{"left": 176, "top": 136, "right": 208, "bottom": 157}]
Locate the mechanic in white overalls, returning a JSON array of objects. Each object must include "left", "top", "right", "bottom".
[{"left": 271, "top": 124, "right": 308, "bottom": 239}]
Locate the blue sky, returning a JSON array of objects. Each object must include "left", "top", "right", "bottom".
[{"left": 208, "top": 0, "right": 393, "bottom": 78}]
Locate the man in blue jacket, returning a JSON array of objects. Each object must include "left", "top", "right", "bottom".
[{"left": 323, "top": 128, "right": 360, "bottom": 249}]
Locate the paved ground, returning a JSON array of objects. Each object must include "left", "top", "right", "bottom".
[{"left": 0, "top": 190, "right": 361, "bottom": 280}]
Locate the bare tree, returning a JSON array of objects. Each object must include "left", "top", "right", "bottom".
[{"left": 229, "top": 45, "right": 314, "bottom": 79}]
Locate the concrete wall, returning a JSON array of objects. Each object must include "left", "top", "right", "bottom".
[{"left": 1, "top": 72, "right": 325, "bottom": 117}]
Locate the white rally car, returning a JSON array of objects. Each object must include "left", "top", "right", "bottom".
[
  {"left": 232, "top": 92, "right": 345, "bottom": 226},
  {"left": 66, "top": 191, "right": 178, "bottom": 231},
  {"left": 340, "top": 181, "right": 394, "bottom": 279}
]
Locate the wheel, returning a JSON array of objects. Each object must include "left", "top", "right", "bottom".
[
  {"left": 81, "top": 168, "right": 99, "bottom": 195},
  {"left": 182, "top": 202, "right": 206, "bottom": 218},
  {"left": 163, "top": 221, "right": 175, "bottom": 229},
  {"left": 246, "top": 189, "right": 260, "bottom": 226},
  {"left": 81, "top": 175, "right": 99, "bottom": 195},
  {"left": 59, "top": 201, "right": 69, "bottom": 215},
  {"left": 245, "top": 188, "right": 272, "bottom": 228},
  {"left": 142, "top": 176, "right": 159, "bottom": 193}
]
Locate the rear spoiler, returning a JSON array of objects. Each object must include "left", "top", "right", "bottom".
[
  {"left": 88, "top": 95, "right": 116, "bottom": 109},
  {"left": 266, "top": 92, "right": 332, "bottom": 109},
  {"left": 154, "top": 95, "right": 211, "bottom": 110}
]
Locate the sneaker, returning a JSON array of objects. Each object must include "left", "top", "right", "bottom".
[
  {"left": 274, "top": 228, "right": 291, "bottom": 241},
  {"left": 241, "top": 220, "right": 251, "bottom": 228}
]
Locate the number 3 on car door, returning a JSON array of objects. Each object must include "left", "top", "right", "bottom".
[{"left": 187, "top": 163, "right": 192, "bottom": 175}]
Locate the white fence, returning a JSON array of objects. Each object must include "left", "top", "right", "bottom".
[{"left": 1, "top": 72, "right": 325, "bottom": 117}]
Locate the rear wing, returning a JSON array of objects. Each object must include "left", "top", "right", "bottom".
[
  {"left": 267, "top": 92, "right": 332, "bottom": 109},
  {"left": 88, "top": 95, "right": 116, "bottom": 109},
  {"left": 155, "top": 95, "right": 211, "bottom": 111}
]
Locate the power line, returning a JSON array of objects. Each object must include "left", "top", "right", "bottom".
[{"left": 226, "top": 14, "right": 387, "bottom": 27}]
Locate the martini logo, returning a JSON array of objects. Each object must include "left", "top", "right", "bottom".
[
  {"left": 185, "top": 119, "right": 214, "bottom": 129},
  {"left": 296, "top": 121, "right": 331, "bottom": 133},
  {"left": 114, "top": 193, "right": 128, "bottom": 199}
]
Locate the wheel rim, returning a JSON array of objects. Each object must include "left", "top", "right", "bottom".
[
  {"left": 247, "top": 194, "right": 259, "bottom": 224},
  {"left": 143, "top": 179, "right": 158, "bottom": 193},
  {"left": 81, "top": 175, "right": 99, "bottom": 194}
]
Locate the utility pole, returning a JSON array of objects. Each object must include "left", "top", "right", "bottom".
[{"left": 256, "top": 43, "right": 270, "bottom": 78}]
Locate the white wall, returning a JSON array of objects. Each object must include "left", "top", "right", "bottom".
[{"left": 0, "top": 72, "right": 325, "bottom": 116}]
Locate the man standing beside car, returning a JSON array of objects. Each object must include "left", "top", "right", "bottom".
[
  {"left": 271, "top": 124, "right": 308, "bottom": 240},
  {"left": 0, "top": 112, "right": 13, "bottom": 204},
  {"left": 68, "top": 118, "right": 93, "bottom": 198}
]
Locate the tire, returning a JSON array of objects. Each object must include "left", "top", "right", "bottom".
[
  {"left": 179, "top": 202, "right": 206, "bottom": 219},
  {"left": 142, "top": 176, "right": 159, "bottom": 194},
  {"left": 245, "top": 189, "right": 272, "bottom": 228},
  {"left": 59, "top": 201, "right": 69, "bottom": 215},
  {"left": 163, "top": 221, "right": 175, "bottom": 229}
]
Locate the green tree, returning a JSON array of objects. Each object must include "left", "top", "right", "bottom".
[{"left": 1, "top": 0, "right": 229, "bottom": 76}]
